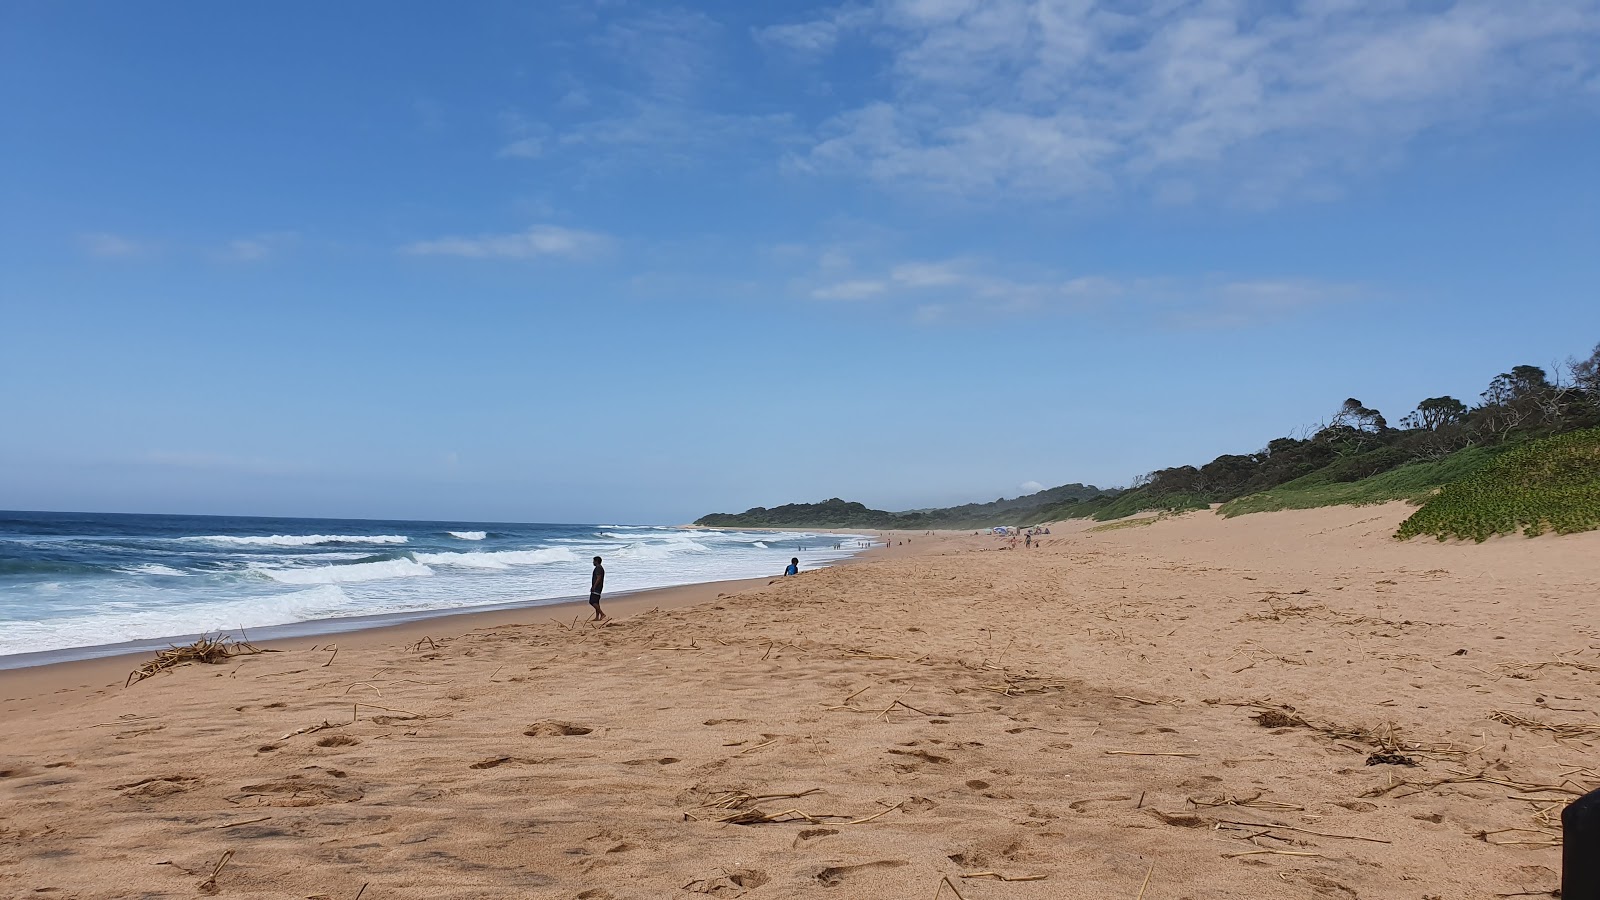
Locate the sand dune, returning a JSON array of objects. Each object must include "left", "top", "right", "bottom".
[{"left": 2, "top": 503, "right": 1595, "bottom": 898}]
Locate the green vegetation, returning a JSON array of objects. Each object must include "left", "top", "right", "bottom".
[
  {"left": 1089, "top": 491, "right": 1210, "bottom": 521},
  {"left": 694, "top": 484, "right": 1115, "bottom": 531},
  {"left": 696, "top": 341, "right": 1600, "bottom": 537},
  {"left": 1396, "top": 428, "right": 1600, "bottom": 542},
  {"left": 1219, "top": 447, "right": 1501, "bottom": 517}
]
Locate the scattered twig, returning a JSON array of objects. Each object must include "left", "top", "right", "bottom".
[
  {"left": 214, "top": 816, "right": 271, "bottom": 829},
  {"left": 1135, "top": 860, "right": 1154, "bottom": 900},
  {"left": 197, "top": 849, "right": 234, "bottom": 894},
  {"left": 1214, "top": 818, "right": 1391, "bottom": 844}
]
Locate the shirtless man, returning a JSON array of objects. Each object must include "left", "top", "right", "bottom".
[{"left": 589, "top": 556, "right": 607, "bottom": 622}]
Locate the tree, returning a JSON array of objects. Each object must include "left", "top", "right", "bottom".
[
  {"left": 1402, "top": 396, "right": 1468, "bottom": 431},
  {"left": 1573, "top": 343, "right": 1600, "bottom": 396},
  {"left": 1330, "top": 398, "right": 1387, "bottom": 432}
]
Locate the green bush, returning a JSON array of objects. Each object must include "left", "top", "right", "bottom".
[
  {"left": 1219, "top": 446, "right": 1499, "bottom": 517},
  {"left": 1396, "top": 428, "right": 1600, "bottom": 541},
  {"left": 1090, "top": 490, "right": 1210, "bottom": 521}
]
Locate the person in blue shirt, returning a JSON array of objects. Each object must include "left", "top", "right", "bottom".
[{"left": 784, "top": 557, "right": 799, "bottom": 576}]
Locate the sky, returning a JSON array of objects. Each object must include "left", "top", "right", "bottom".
[{"left": 2, "top": 0, "right": 1598, "bottom": 524}]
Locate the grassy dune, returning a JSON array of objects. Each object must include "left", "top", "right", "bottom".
[
  {"left": 1396, "top": 427, "right": 1600, "bottom": 541},
  {"left": 1218, "top": 447, "right": 1499, "bottom": 517}
]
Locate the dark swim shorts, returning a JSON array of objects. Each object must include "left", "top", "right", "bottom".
[{"left": 589, "top": 591, "right": 601, "bottom": 606}]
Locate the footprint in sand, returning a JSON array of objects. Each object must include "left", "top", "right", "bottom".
[
  {"left": 812, "top": 861, "right": 909, "bottom": 887},
  {"left": 114, "top": 775, "right": 200, "bottom": 799}
]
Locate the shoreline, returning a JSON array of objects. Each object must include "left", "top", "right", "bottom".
[{"left": 0, "top": 534, "right": 932, "bottom": 714}]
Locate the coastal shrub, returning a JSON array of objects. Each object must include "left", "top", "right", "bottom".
[
  {"left": 1089, "top": 490, "right": 1210, "bottom": 521},
  {"left": 1219, "top": 446, "right": 1500, "bottom": 517},
  {"left": 1395, "top": 427, "right": 1600, "bottom": 542}
]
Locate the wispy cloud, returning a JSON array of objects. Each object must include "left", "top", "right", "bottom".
[
  {"left": 80, "top": 232, "right": 154, "bottom": 259},
  {"left": 217, "top": 232, "right": 298, "bottom": 263},
  {"left": 771, "top": 0, "right": 1600, "bottom": 202},
  {"left": 595, "top": 8, "right": 722, "bottom": 103},
  {"left": 497, "top": 137, "right": 545, "bottom": 159},
  {"left": 402, "top": 224, "right": 612, "bottom": 260},
  {"left": 811, "top": 278, "right": 888, "bottom": 299},
  {"left": 801, "top": 251, "right": 1358, "bottom": 327}
]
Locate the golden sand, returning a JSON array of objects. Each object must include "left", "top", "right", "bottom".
[{"left": 2, "top": 503, "right": 1595, "bottom": 898}]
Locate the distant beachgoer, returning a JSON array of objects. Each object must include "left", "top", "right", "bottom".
[
  {"left": 589, "top": 556, "right": 607, "bottom": 622},
  {"left": 784, "top": 557, "right": 799, "bottom": 576},
  {"left": 1025, "top": 533, "right": 1032, "bottom": 549}
]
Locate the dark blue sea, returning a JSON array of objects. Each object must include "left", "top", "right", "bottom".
[{"left": 0, "top": 510, "right": 867, "bottom": 667}]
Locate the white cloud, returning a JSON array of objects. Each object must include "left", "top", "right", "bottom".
[
  {"left": 80, "top": 232, "right": 152, "bottom": 259},
  {"left": 1020, "top": 480, "right": 1044, "bottom": 493},
  {"left": 497, "top": 137, "right": 545, "bottom": 159},
  {"left": 771, "top": 0, "right": 1600, "bottom": 201},
  {"left": 799, "top": 253, "right": 1359, "bottom": 326},
  {"left": 812, "top": 278, "right": 889, "bottom": 299},
  {"left": 403, "top": 225, "right": 612, "bottom": 260},
  {"left": 218, "top": 232, "right": 298, "bottom": 263},
  {"left": 596, "top": 8, "right": 722, "bottom": 102}
]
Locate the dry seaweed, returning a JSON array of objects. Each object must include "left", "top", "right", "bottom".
[{"left": 126, "top": 635, "right": 271, "bottom": 686}]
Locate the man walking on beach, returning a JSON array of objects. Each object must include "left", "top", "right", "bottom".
[{"left": 589, "top": 556, "right": 607, "bottom": 622}]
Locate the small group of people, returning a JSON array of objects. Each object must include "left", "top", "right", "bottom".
[{"left": 587, "top": 553, "right": 805, "bottom": 623}]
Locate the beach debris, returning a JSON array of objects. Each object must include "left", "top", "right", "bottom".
[
  {"left": 125, "top": 634, "right": 271, "bottom": 686},
  {"left": 1213, "top": 817, "right": 1391, "bottom": 844},
  {"left": 1488, "top": 708, "right": 1600, "bottom": 738},
  {"left": 1187, "top": 792, "right": 1304, "bottom": 812},
  {"left": 959, "top": 871, "right": 1048, "bottom": 882},
  {"left": 1366, "top": 752, "right": 1418, "bottom": 766},
  {"left": 1252, "top": 709, "right": 1308, "bottom": 728},
  {"left": 1135, "top": 861, "right": 1155, "bottom": 900},
  {"left": 213, "top": 816, "right": 272, "bottom": 829},
  {"left": 196, "top": 849, "right": 233, "bottom": 895}
]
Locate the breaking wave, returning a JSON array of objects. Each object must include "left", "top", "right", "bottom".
[
  {"left": 183, "top": 534, "right": 410, "bottom": 547},
  {"left": 413, "top": 548, "right": 579, "bottom": 569},
  {"left": 258, "top": 558, "right": 434, "bottom": 584}
]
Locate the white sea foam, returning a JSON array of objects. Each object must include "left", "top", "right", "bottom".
[
  {"left": 184, "top": 534, "right": 410, "bottom": 547},
  {"left": 413, "top": 548, "right": 579, "bottom": 569},
  {"left": 122, "top": 563, "right": 190, "bottom": 577},
  {"left": 0, "top": 585, "right": 352, "bottom": 657},
  {"left": 446, "top": 531, "right": 487, "bottom": 541},
  {"left": 260, "top": 558, "right": 434, "bottom": 584},
  {"left": 612, "top": 538, "right": 710, "bottom": 561},
  {"left": 752, "top": 541, "right": 769, "bottom": 549}
]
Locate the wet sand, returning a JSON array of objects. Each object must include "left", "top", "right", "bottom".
[{"left": 1, "top": 506, "right": 1594, "bottom": 898}]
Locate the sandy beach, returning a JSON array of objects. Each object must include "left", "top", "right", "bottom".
[{"left": 2, "top": 505, "right": 1596, "bottom": 899}]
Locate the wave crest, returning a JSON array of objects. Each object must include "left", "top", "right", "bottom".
[
  {"left": 414, "top": 548, "right": 579, "bottom": 569},
  {"left": 184, "top": 534, "right": 410, "bottom": 547},
  {"left": 259, "top": 558, "right": 434, "bottom": 584},
  {"left": 446, "top": 531, "right": 487, "bottom": 541}
]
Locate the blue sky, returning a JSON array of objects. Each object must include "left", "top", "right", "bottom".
[{"left": 2, "top": 0, "right": 1598, "bottom": 524}]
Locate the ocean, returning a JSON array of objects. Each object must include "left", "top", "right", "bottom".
[{"left": 0, "top": 510, "right": 870, "bottom": 667}]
